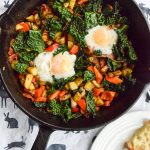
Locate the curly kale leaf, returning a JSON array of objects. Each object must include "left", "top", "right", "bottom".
[
  {"left": 53, "top": 45, "right": 68, "bottom": 56},
  {"left": 12, "top": 32, "right": 26, "bottom": 52},
  {"left": 115, "top": 32, "right": 137, "bottom": 62},
  {"left": 84, "top": 0, "right": 102, "bottom": 12},
  {"left": 75, "top": 55, "right": 89, "bottom": 72},
  {"left": 19, "top": 51, "right": 36, "bottom": 63},
  {"left": 48, "top": 100, "right": 62, "bottom": 116},
  {"left": 97, "top": 13, "right": 106, "bottom": 25},
  {"left": 48, "top": 100, "right": 78, "bottom": 122},
  {"left": 14, "top": 62, "right": 28, "bottom": 73},
  {"left": 69, "top": 16, "right": 86, "bottom": 47},
  {"left": 85, "top": 12, "right": 98, "bottom": 29},
  {"left": 46, "top": 18, "right": 62, "bottom": 39},
  {"left": 53, "top": 1, "right": 72, "bottom": 22},
  {"left": 84, "top": 70, "right": 95, "bottom": 81},
  {"left": 86, "top": 91, "right": 96, "bottom": 116},
  {"left": 101, "top": 2, "right": 127, "bottom": 25},
  {"left": 60, "top": 100, "right": 77, "bottom": 122},
  {"left": 107, "top": 58, "right": 122, "bottom": 71},
  {"left": 27, "top": 30, "right": 45, "bottom": 53}
]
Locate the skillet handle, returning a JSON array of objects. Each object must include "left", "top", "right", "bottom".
[{"left": 32, "top": 125, "right": 54, "bottom": 150}]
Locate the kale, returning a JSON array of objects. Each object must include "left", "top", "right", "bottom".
[
  {"left": 102, "top": 2, "right": 127, "bottom": 25},
  {"left": 107, "top": 58, "right": 122, "bottom": 71},
  {"left": 45, "top": 18, "right": 62, "bottom": 39},
  {"left": 12, "top": 32, "right": 26, "bottom": 52},
  {"left": 93, "top": 50, "right": 102, "bottom": 56},
  {"left": 27, "top": 30, "right": 45, "bottom": 53},
  {"left": 97, "top": 13, "right": 106, "bottom": 25},
  {"left": 47, "top": 84, "right": 56, "bottom": 95},
  {"left": 102, "top": 79, "right": 126, "bottom": 92},
  {"left": 48, "top": 100, "right": 77, "bottom": 122},
  {"left": 116, "top": 32, "right": 137, "bottom": 62},
  {"left": 112, "top": 45, "right": 124, "bottom": 61},
  {"left": 53, "top": 1, "right": 72, "bottom": 22},
  {"left": 84, "top": 70, "right": 95, "bottom": 81},
  {"left": 85, "top": 12, "right": 98, "bottom": 29},
  {"left": 118, "top": 25, "right": 128, "bottom": 34},
  {"left": 12, "top": 30, "right": 45, "bottom": 54},
  {"left": 19, "top": 51, "right": 36, "bottom": 63},
  {"left": 15, "top": 62, "right": 28, "bottom": 73},
  {"left": 48, "top": 100, "right": 62, "bottom": 116},
  {"left": 34, "top": 102, "right": 46, "bottom": 108},
  {"left": 84, "top": 0, "right": 102, "bottom": 12},
  {"left": 128, "top": 46, "right": 138, "bottom": 62},
  {"left": 53, "top": 45, "right": 68, "bottom": 56},
  {"left": 75, "top": 55, "right": 88, "bottom": 72},
  {"left": 86, "top": 91, "right": 96, "bottom": 116},
  {"left": 69, "top": 16, "right": 86, "bottom": 47},
  {"left": 60, "top": 100, "right": 76, "bottom": 122}
]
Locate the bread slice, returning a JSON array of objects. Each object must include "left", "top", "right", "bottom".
[{"left": 125, "top": 120, "right": 150, "bottom": 150}]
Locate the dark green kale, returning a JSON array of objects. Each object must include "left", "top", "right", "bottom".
[
  {"left": 45, "top": 18, "right": 62, "bottom": 39},
  {"left": 102, "top": 78, "right": 126, "bottom": 92},
  {"left": 75, "top": 55, "right": 89, "bottom": 72},
  {"left": 48, "top": 100, "right": 62, "bottom": 116},
  {"left": 34, "top": 102, "right": 46, "bottom": 108},
  {"left": 85, "top": 12, "right": 98, "bottom": 29},
  {"left": 84, "top": 0, "right": 102, "bottom": 12},
  {"left": 107, "top": 58, "right": 122, "bottom": 71},
  {"left": 19, "top": 51, "right": 36, "bottom": 63},
  {"left": 48, "top": 100, "right": 78, "bottom": 122},
  {"left": 14, "top": 62, "right": 28, "bottom": 73},
  {"left": 69, "top": 16, "right": 86, "bottom": 47},
  {"left": 53, "top": 1, "right": 72, "bottom": 22},
  {"left": 93, "top": 50, "right": 102, "bottom": 56},
  {"left": 86, "top": 91, "right": 96, "bottom": 116},
  {"left": 102, "top": 2, "right": 127, "bottom": 25},
  {"left": 60, "top": 100, "right": 77, "bottom": 122},
  {"left": 27, "top": 30, "right": 45, "bottom": 53},
  {"left": 84, "top": 70, "right": 95, "bottom": 81},
  {"left": 116, "top": 32, "right": 137, "bottom": 62},
  {"left": 12, "top": 32, "right": 26, "bottom": 52},
  {"left": 128, "top": 46, "right": 138, "bottom": 62},
  {"left": 53, "top": 45, "right": 68, "bottom": 56},
  {"left": 97, "top": 13, "right": 106, "bottom": 25}
]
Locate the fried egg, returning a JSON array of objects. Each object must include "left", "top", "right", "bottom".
[
  {"left": 85, "top": 25, "right": 118, "bottom": 55},
  {"left": 34, "top": 51, "right": 76, "bottom": 83}
]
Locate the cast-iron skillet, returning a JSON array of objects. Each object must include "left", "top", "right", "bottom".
[{"left": 0, "top": 0, "right": 150, "bottom": 149}]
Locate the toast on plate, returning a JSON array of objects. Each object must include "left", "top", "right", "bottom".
[{"left": 125, "top": 120, "right": 150, "bottom": 150}]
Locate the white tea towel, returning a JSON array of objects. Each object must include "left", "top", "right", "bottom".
[{"left": 0, "top": 0, "right": 149, "bottom": 150}]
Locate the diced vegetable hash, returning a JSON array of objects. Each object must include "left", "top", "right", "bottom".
[{"left": 8, "top": 0, "right": 137, "bottom": 122}]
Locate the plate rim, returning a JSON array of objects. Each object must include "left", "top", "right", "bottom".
[{"left": 91, "top": 110, "right": 150, "bottom": 150}]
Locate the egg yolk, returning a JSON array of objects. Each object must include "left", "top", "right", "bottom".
[
  {"left": 51, "top": 54, "right": 73, "bottom": 75},
  {"left": 93, "top": 27, "right": 109, "bottom": 47}
]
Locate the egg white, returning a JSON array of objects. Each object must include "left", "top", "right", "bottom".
[
  {"left": 85, "top": 25, "right": 118, "bottom": 55},
  {"left": 34, "top": 51, "right": 76, "bottom": 83},
  {"left": 34, "top": 52, "right": 53, "bottom": 83}
]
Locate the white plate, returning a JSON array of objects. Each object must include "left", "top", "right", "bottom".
[{"left": 91, "top": 111, "right": 150, "bottom": 150}]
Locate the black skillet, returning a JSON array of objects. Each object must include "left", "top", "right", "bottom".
[{"left": 0, "top": 0, "right": 150, "bottom": 149}]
